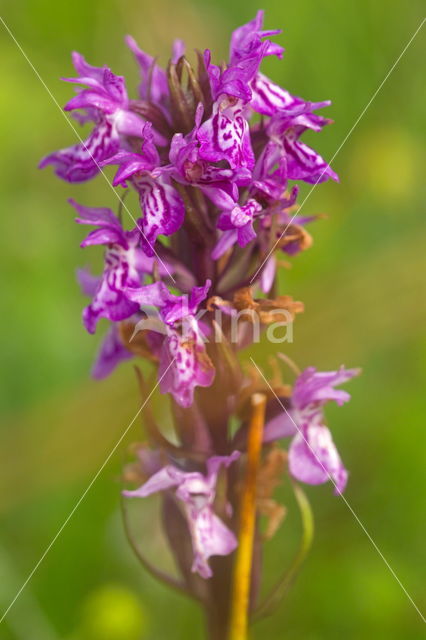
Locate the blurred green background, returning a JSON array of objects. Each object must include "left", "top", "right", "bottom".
[{"left": 1, "top": 1, "right": 425, "bottom": 638}]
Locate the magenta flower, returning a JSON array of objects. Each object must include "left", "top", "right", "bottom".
[
  {"left": 264, "top": 367, "right": 359, "bottom": 493},
  {"left": 92, "top": 323, "right": 134, "bottom": 379},
  {"left": 125, "top": 280, "right": 214, "bottom": 407},
  {"left": 102, "top": 123, "right": 185, "bottom": 254},
  {"left": 126, "top": 34, "right": 185, "bottom": 105},
  {"left": 123, "top": 452, "right": 240, "bottom": 578},
  {"left": 197, "top": 94, "right": 255, "bottom": 170},
  {"left": 126, "top": 35, "right": 169, "bottom": 105},
  {"left": 72, "top": 200, "right": 152, "bottom": 333},
  {"left": 125, "top": 278, "right": 211, "bottom": 325},
  {"left": 229, "top": 10, "right": 294, "bottom": 118},
  {"left": 250, "top": 140, "right": 289, "bottom": 202},
  {"left": 158, "top": 318, "right": 215, "bottom": 408},
  {"left": 169, "top": 105, "right": 251, "bottom": 208},
  {"left": 76, "top": 267, "right": 133, "bottom": 377},
  {"left": 266, "top": 105, "right": 339, "bottom": 184},
  {"left": 212, "top": 198, "right": 262, "bottom": 259},
  {"left": 229, "top": 10, "right": 284, "bottom": 66},
  {"left": 39, "top": 53, "right": 147, "bottom": 182}
]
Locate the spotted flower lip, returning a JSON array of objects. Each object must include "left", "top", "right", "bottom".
[
  {"left": 101, "top": 123, "right": 185, "bottom": 255},
  {"left": 264, "top": 366, "right": 359, "bottom": 493},
  {"left": 119, "top": 274, "right": 214, "bottom": 406},
  {"left": 197, "top": 95, "right": 256, "bottom": 170},
  {"left": 158, "top": 320, "right": 215, "bottom": 408},
  {"left": 169, "top": 104, "right": 251, "bottom": 208},
  {"left": 71, "top": 200, "right": 151, "bottom": 333},
  {"left": 124, "top": 279, "right": 214, "bottom": 407},
  {"left": 123, "top": 452, "right": 240, "bottom": 578},
  {"left": 38, "top": 115, "right": 120, "bottom": 183}
]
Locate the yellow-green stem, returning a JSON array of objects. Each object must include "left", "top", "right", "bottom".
[{"left": 228, "top": 392, "right": 266, "bottom": 640}]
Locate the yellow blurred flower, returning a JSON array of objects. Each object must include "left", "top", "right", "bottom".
[
  {"left": 350, "top": 127, "right": 421, "bottom": 205},
  {"left": 79, "top": 583, "right": 148, "bottom": 640}
]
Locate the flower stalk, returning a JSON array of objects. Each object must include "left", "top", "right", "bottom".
[{"left": 228, "top": 393, "right": 266, "bottom": 640}]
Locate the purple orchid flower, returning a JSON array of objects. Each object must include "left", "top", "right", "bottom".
[
  {"left": 126, "top": 35, "right": 169, "bottom": 105},
  {"left": 264, "top": 366, "right": 359, "bottom": 493},
  {"left": 228, "top": 11, "right": 309, "bottom": 119},
  {"left": 169, "top": 105, "right": 251, "bottom": 208},
  {"left": 126, "top": 35, "right": 185, "bottom": 105},
  {"left": 158, "top": 318, "right": 215, "bottom": 408},
  {"left": 228, "top": 12, "right": 324, "bottom": 125},
  {"left": 251, "top": 140, "right": 288, "bottom": 201},
  {"left": 77, "top": 268, "right": 134, "bottom": 377},
  {"left": 125, "top": 279, "right": 214, "bottom": 407},
  {"left": 249, "top": 73, "right": 306, "bottom": 117},
  {"left": 197, "top": 48, "right": 257, "bottom": 171},
  {"left": 197, "top": 93, "right": 255, "bottom": 171},
  {"left": 72, "top": 200, "right": 156, "bottom": 333},
  {"left": 226, "top": 11, "right": 283, "bottom": 110},
  {"left": 40, "top": 12, "right": 360, "bottom": 622},
  {"left": 197, "top": 11, "right": 335, "bottom": 183},
  {"left": 92, "top": 323, "right": 134, "bottom": 379},
  {"left": 123, "top": 452, "right": 240, "bottom": 578},
  {"left": 266, "top": 106, "right": 338, "bottom": 184},
  {"left": 259, "top": 255, "right": 277, "bottom": 294},
  {"left": 230, "top": 16, "right": 332, "bottom": 141},
  {"left": 212, "top": 198, "right": 263, "bottom": 260},
  {"left": 229, "top": 10, "right": 284, "bottom": 66},
  {"left": 125, "top": 279, "right": 211, "bottom": 326},
  {"left": 102, "top": 122, "right": 185, "bottom": 255},
  {"left": 39, "top": 52, "right": 148, "bottom": 182},
  {"left": 211, "top": 186, "right": 297, "bottom": 261},
  {"left": 256, "top": 200, "right": 315, "bottom": 294}
]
